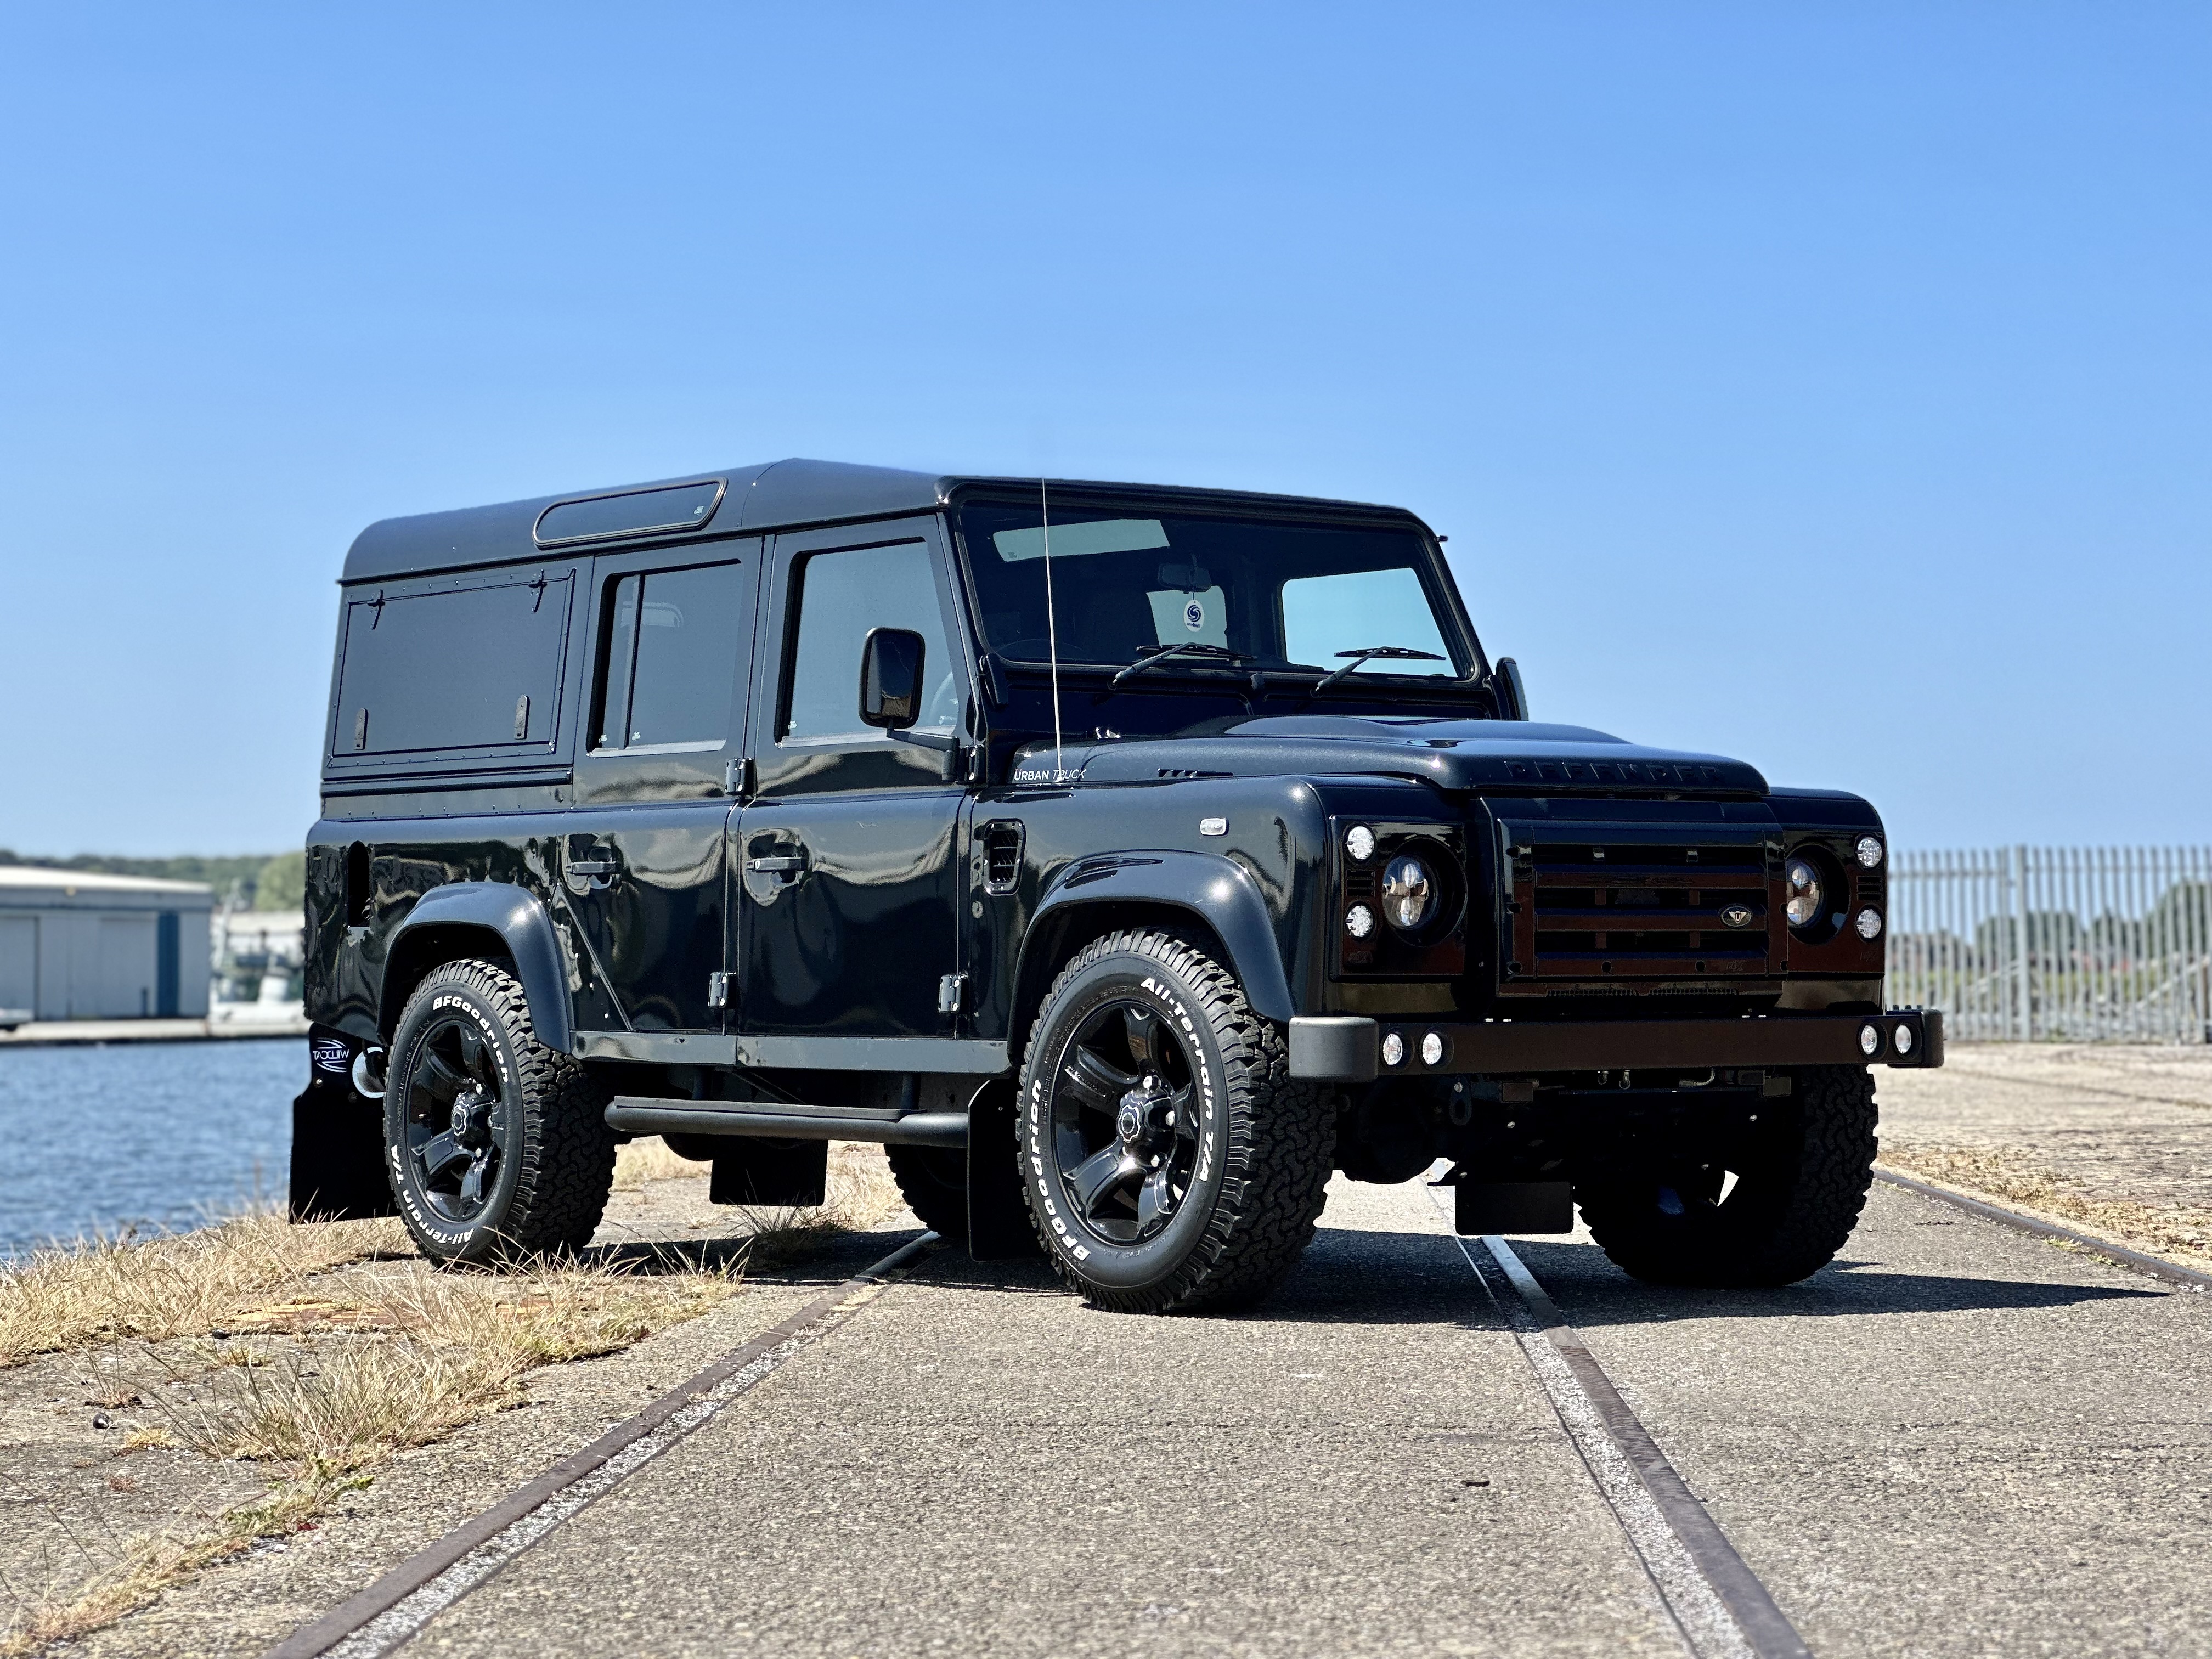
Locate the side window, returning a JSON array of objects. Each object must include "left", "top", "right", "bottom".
[
  {"left": 334, "top": 573, "right": 572, "bottom": 757},
  {"left": 591, "top": 561, "right": 748, "bottom": 750},
  {"left": 781, "top": 543, "right": 957, "bottom": 741}
]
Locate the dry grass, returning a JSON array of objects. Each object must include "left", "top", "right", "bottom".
[
  {"left": 611, "top": 1136, "right": 708, "bottom": 1189},
  {"left": 1, "top": 1139, "right": 906, "bottom": 1654},
  {"left": 153, "top": 1255, "right": 738, "bottom": 1470},
  {"left": 1878, "top": 1139, "right": 2212, "bottom": 1272},
  {"left": 0, "top": 1211, "right": 405, "bottom": 1369},
  {"left": 2, "top": 1249, "right": 742, "bottom": 1656}
]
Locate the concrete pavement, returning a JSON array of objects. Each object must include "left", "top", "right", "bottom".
[{"left": 369, "top": 1174, "right": 2211, "bottom": 1658}]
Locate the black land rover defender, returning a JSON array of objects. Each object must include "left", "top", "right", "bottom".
[{"left": 293, "top": 459, "right": 1940, "bottom": 1313}]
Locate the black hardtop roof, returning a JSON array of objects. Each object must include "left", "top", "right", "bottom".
[{"left": 340, "top": 458, "right": 1422, "bottom": 584}]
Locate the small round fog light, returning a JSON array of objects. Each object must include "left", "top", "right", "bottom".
[
  {"left": 1859, "top": 1023, "right": 1883, "bottom": 1057},
  {"left": 1345, "top": 825, "right": 1376, "bottom": 862},
  {"left": 1855, "top": 907, "right": 1883, "bottom": 940},
  {"left": 1420, "top": 1031, "right": 1444, "bottom": 1067},
  {"left": 1382, "top": 1032, "right": 1406, "bottom": 1067},
  {"left": 1855, "top": 836, "right": 1884, "bottom": 868},
  {"left": 1345, "top": 904, "right": 1375, "bottom": 940},
  {"left": 1894, "top": 1023, "right": 1915, "bottom": 1057}
]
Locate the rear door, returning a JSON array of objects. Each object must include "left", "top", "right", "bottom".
[
  {"left": 733, "top": 518, "right": 970, "bottom": 1041},
  {"left": 562, "top": 541, "right": 760, "bottom": 1032}
]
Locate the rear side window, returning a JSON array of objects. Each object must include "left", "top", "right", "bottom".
[
  {"left": 781, "top": 543, "right": 956, "bottom": 741},
  {"left": 334, "top": 574, "right": 573, "bottom": 757},
  {"left": 591, "top": 561, "right": 749, "bottom": 749}
]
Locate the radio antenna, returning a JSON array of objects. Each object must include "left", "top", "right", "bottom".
[{"left": 1041, "top": 478, "right": 1064, "bottom": 781}]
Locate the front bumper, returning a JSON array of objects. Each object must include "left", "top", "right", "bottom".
[{"left": 1288, "top": 1009, "right": 1944, "bottom": 1082}]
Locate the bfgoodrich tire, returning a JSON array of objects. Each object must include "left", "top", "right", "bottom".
[
  {"left": 382, "top": 959, "right": 615, "bottom": 1267},
  {"left": 1577, "top": 1064, "right": 1878, "bottom": 1287},
  {"left": 1017, "top": 929, "right": 1334, "bottom": 1314}
]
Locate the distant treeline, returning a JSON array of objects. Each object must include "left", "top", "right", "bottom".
[{"left": 0, "top": 848, "right": 305, "bottom": 911}]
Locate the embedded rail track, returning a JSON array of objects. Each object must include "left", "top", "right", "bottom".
[{"left": 256, "top": 1173, "right": 2204, "bottom": 1659}]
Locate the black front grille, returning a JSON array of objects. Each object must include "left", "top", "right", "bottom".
[{"left": 1505, "top": 834, "right": 1778, "bottom": 985}]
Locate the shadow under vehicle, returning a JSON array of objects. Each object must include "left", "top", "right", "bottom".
[{"left": 292, "top": 459, "right": 1940, "bottom": 1313}]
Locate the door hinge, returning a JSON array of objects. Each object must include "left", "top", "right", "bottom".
[
  {"left": 724, "top": 757, "right": 755, "bottom": 798},
  {"left": 937, "top": 973, "right": 967, "bottom": 1014},
  {"left": 707, "top": 972, "right": 735, "bottom": 1009}
]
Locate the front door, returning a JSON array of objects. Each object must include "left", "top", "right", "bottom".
[
  {"left": 735, "top": 518, "right": 969, "bottom": 1040},
  {"left": 561, "top": 542, "right": 758, "bottom": 1032}
]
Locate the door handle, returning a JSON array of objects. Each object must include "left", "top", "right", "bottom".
[{"left": 745, "top": 855, "right": 806, "bottom": 876}]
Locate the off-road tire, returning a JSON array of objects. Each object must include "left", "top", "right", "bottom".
[
  {"left": 885, "top": 1144, "right": 969, "bottom": 1242},
  {"left": 383, "top": 959, "right": 615, "bottom": 1267},
  {"left": 1577, "top": 1064, "right": 1878, "bottom": 1287},
  {"left": 1017, "top": 929, "right": 1334, "bottom": 1314}
]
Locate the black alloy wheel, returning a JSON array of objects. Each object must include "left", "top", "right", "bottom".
[
  {"left": 1017, "top": 928, "right": 1335, "bottom": 1314},
  {"left": 1051, "top": 1000, "right": 1203, "bottom": 1244},
  {"left": 383, "top": 959, "right": 615, "bottom": 1266},
  {"left": 398, "top": 1014, "right": 511, "bottom": 1227}
]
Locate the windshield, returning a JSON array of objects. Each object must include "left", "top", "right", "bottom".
[{"left": 956, "top": 503, "right": 1468, "bottom": 679}]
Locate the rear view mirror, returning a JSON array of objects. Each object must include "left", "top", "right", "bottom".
[
  {"left": 859, "top": 628, "right": 926, "bottom": 730},
  {"left": 1496, "top": 656, "right": 1530, "bottom": 721}
]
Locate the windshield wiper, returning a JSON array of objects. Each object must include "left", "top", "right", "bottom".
[
  {"left": 1109, "top": 642, "right": 1259, "bottom": 688},
  {"left": 1312, "top": 645, "right": 1448, "bottom": 692}
]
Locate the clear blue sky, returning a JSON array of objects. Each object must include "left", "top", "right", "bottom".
[{"left": 3, "top": 4, "right": 2205, "bottom": 855}]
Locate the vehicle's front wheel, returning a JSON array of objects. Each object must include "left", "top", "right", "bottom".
[
  {"left": 382, "top": 959, "right": 615, "bottom": 1266},
  {"left": 1576, "top": 1064, "right": 1878, "bottom": 1287},
  {"left": 1017, "top": 929, "right": 1334, "bottom": 1313}
]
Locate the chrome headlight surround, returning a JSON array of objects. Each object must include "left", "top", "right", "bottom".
[
  {"left": 1782, "top": 845, "right": 1845, "bottom": 943},
  {"left": 1381, "top": 854, "right": 1438, "bottom": 933}
]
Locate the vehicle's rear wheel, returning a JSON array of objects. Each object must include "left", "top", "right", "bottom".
[
  {"left": 1017, "top": 928, "right": 1334, "bottom": 1314},
  {"left": 1576, "top": 1064, "right": 1878, "bottom": 1287},
  {"left": 885, "top": 1144, "right": 968, "bottom": 1242},
  {"left": 382, "top": 958, "right": 614, "bottom": 1266}
]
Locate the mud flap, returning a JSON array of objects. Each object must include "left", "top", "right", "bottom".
[
  {"left": 966, "top": 1077, "right": 1044, "bottom": 1260},
  {"left": 290, "top": 1036, "right": 397, "bottom": 1221},
  {"left": 1455, "top": 1181, "right": 1574, "bottom": 1235},
  {"left": 709, "top": 1139, "right": 827, "bottom": 1207}
]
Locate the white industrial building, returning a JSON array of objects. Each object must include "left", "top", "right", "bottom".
[{"left": 0, "top": 867, "right": 215, "bottom": 1023}]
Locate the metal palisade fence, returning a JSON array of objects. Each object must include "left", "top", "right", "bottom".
[{"left": 1886, "top": 847, "right": 2212, "bottom": 1042}]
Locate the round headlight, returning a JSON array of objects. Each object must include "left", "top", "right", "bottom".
[
  {"left": 1381, "top": 856, "right": 1437, "bottom": 932},
  {"left": 1855, "top": 836, "right": 1884, "bottom": 869},
  {"left": 1345, "top": 825, "right": 1376, "bottom": 862},
  {"left": 1785, "top": 858, "right": 1824, "bottom": 929},
  {"left": 1345, "top": 904, "right": 1375, "bottom": 940},
  {"left": 1381, "top": 1032, "right": 1406, "bottom": 1067},
  {"left": 1855, "top": 907, "right": 1883, "bottom": 940}
]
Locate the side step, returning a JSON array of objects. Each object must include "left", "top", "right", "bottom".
[{"left": 604, "top": 1097, "right": 968, "bottom": 1149}]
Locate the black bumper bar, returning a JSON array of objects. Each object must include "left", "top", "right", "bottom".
[{"left": 1288, "top": 1009, "right": 1944, "bottom": 1083}]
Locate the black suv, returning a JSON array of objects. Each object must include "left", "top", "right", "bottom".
[{"left": 294, "top": 459, "right": 1940, "bottom": 1312}]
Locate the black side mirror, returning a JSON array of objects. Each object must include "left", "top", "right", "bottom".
[
  {"left": 1496, "top": 656, "right": 1530, "bottom": 721},
  {"left": 859, "top": 628, "right": 926, "bottom": 730}
]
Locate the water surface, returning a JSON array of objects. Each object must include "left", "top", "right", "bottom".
[{"left": 0, "top": 1039, "right": 300, "bottom": 1254}]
